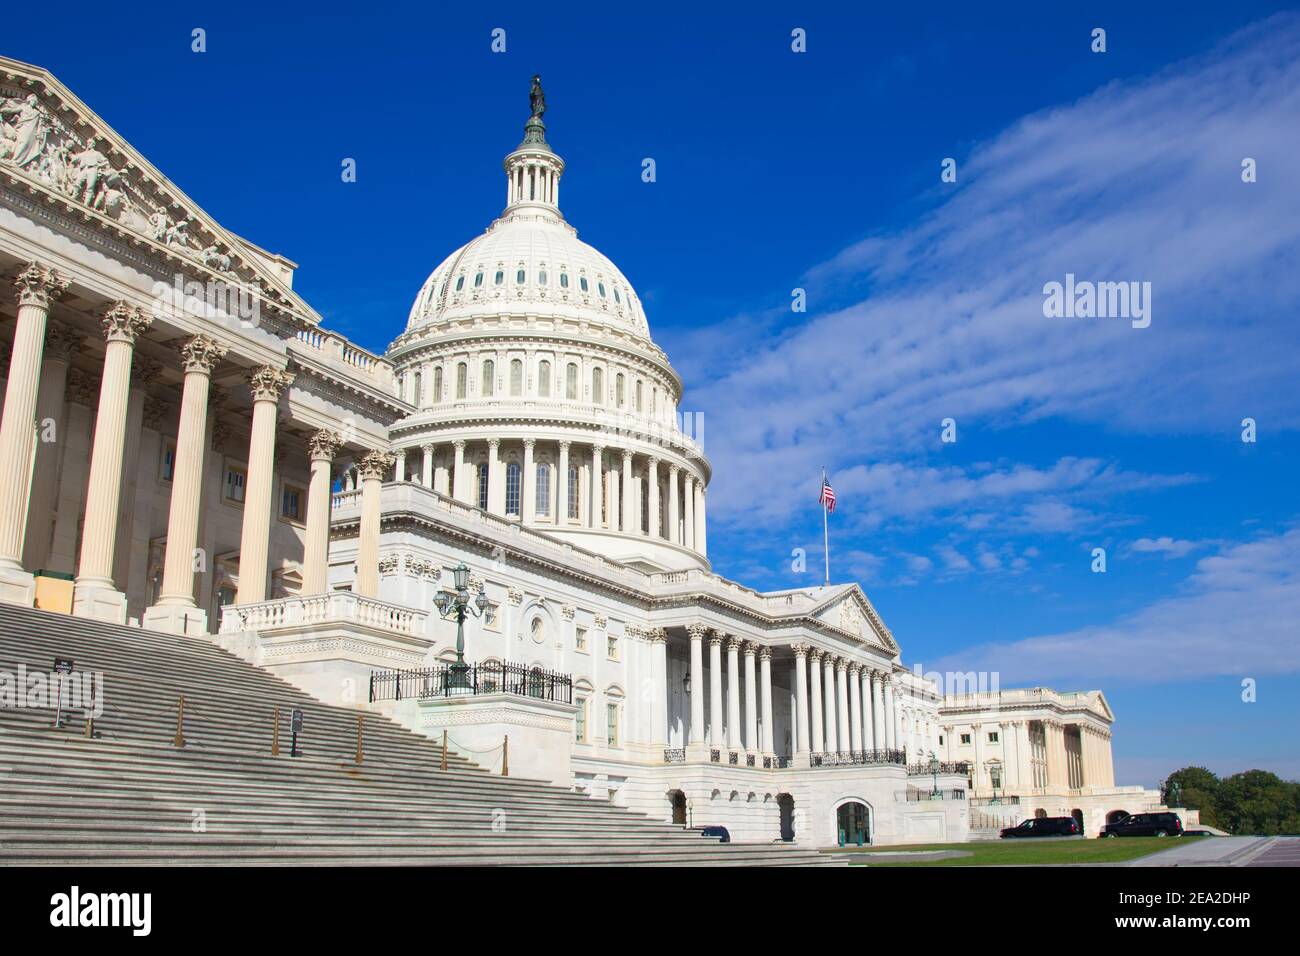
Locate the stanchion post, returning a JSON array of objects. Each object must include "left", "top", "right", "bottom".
[
  {"left": 440, "top": 729, "right": 448, "bottom": 771},
  {"left": 173, "top": 695, "right": 185, "bottom": 748},
  {"left": 355, "top": 714, "right": 364, "bottom": 764},
  {"left": 271, "top": 705, "right": 280, "bottom": 756},
  {"left": 502, "top": 734, "right": 509, "bottom": 776}
]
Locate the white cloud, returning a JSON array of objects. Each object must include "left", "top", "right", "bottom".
[
  {"left": 931, "top": 526, "right": 1300, "bottom": 683},
  {"left": 1129, "top": 536, "right": 1205, "bottom": 559}
]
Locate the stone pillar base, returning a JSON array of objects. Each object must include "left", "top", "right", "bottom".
[
  {"left": 0, "top": 565, "right": 36, "bottom": 607},
  {"left": 142, "top": 603, "right": 209, "bottom": 636},
  {"left": 685, "top": 743, "right": 712, "bottom": 762},
  {"left": 791, "top": 752, "right": 812, "bottom": 770},
  {"left": 72, "top": 584, "right": 128, "bottom": 624}
]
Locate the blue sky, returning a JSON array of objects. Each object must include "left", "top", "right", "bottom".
[{"left": 7, "top": 2, "right": 1299, "bottom": 786}]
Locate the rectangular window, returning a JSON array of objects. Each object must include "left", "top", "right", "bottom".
[
  {"left": 536, "top": 463, "right": 550, "bottom": 517},
  {"left": 161, "top": 442, "right": 176, "bottom": 482},
  {"left": 224, "top": 466, "right": 247, "bottom": 503},
  {"left": 575, "top": 699, "right": 588, "bottom": 742},
  {"left": 960, "top": 733, "right": 971, "bottom": 745},
  {"left": 281, "top": 484, "right": 304, "bottom": 521},
  {"left": 505, "top": 463, "right": 521, "bottom": 516},
  {"left": 988, "top": 731, "right": 999, "bottom": 743},
  {"left": 565, "top": 362, "right": 578, "bottom": 400},
  {"left": 575, "top": 626, "right": 587, "bottom": 652},
  {"left": 567, "top": 466, "right": 579, "bottom": 520},
  {"left": 938, "top": 735, "right": 945, "bottom": 746},
  {"left": 606, "top": 703, "right": 619, "bottom": 747},
  {"left": 607, "top": 633, "right": 619, "bottom": 660},
  {"left": 990, "top": 766, "right": 1003, "bottom": 789}
]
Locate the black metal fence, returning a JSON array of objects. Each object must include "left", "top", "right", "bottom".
[
  {"left": 905, "top": 761, "right": 971, "bottom": 776},
  {"left": 369, "top": 662, "right": 573, "bottom": 704},
  {"left": 905, "top": 788, "right": 967, "bottom": 801},
  {"left": 810, "top": 749, "right": 906, "bottom": 767}
]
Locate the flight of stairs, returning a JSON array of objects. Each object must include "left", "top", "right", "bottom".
[{"left": 0, "top": 604, "right": 839, "bottom": 866}]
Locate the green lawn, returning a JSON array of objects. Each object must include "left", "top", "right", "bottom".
[{"left": 833, "top": 837, "right": 1186, "bottom": 866}]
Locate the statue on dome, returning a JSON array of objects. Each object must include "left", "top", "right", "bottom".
[{"left": 529, "top": 74, "right": 546, "bottom": 120}]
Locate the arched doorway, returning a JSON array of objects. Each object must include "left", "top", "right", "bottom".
[
  {"left": 1107, "top": 809, "right": 1130, "bottom": 825},
  {"left": 669, "top": 790, "right": 687, "bottom": 826},
  {"left": 1034, "top": 808, "right": 1048, "bottom": 819},
  {"left": 836, "top": 801, "right": 871, "bottom": 846},
  {"left": 778, "top": 794, "right": 795, "bottom": 842},
  {"left": 1071, "top": 808, "right": 1084, "bottom": 834}
]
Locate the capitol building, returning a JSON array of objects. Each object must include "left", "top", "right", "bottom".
[{"left": 0, "top": 58, "right": 1181, "bottom": 845}]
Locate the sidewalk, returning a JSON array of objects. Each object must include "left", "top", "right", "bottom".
[{"left": 1125, "top": 836, "right": 1276, "bottom": 866}]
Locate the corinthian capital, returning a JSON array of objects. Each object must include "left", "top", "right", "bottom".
[
  {"left": 686, "top": 623, "right": 709, "bottom": 642},
  {"left": 357, "top": 448, "right": 396, "bottom": 481},
  {"left": 177, "top": 334, "right": 228, "bottom": 374},
  {"left": 100, "top": 302, "right": 153, "bottom": 344},
  {"left": 308, "top": 429, "right": 342, "bottom": 463},
  {"left": 14, "top": 263, "right": 69, "bottom": 309},
  {"left": 44, "top": 323, "right": 84, "bottom": 361},
  {"left": 246, "top": 365, "right": 295, "bottom": 402}
]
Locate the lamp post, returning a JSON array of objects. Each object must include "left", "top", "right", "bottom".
[
  {"left": 929, "top": 752, "right": 940, "bottom": 796},
  {"left": 433, "top": 562, "right": 488, "bottom": 690}
]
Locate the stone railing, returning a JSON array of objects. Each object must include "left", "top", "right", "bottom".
[
  {"left": 219, "top": 592, "right": 428, "bottom": 636},
  {"left": 289, "top": 326, "right": 397, "bottom": 393}
]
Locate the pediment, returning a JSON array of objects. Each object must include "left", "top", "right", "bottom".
[
  {"left": 0, "top": 56, "right": 317, "bottom": 325},
  {"left": 811, "top": 585, "right": 899, "bottom": 655}
]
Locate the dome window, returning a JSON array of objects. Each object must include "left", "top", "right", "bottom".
[
  {"left": 455, "top": 275, "right": 465, "bottom": 291},
  {"left": 494, "top": 270, "right": 504, "bottom": 286},
  {"left": 560, "top": 273, "right": 569, "bottom": 288},
  {"left": 597, "top": 282, "right": 607, "bottom": 298},
  {"left": 516, "top": 269, "right": 526, "bottom": 285},
  {"left": 539, "top": 270, "right": 548, "bottom": 286},
  {"left": 579, "top": 277, "right": 589, "bottom": 293},
  {"left": 613, "top": 287, "right": 621, "bottom": 304},
  {"left": 473, "top": 272, "right": 484, "bottom": 288}
]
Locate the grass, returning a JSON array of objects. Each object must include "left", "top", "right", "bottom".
[{"left": 834, "top": 836, "right": 1186, "bottom": 866}]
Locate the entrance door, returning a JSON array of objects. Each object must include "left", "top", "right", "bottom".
[
  {"left": 836, "top": 801, "right": 870, "bottom": 846},
  {"left": 778, "top": 794, "right": 795, "bottom": 842},
  {"left": 670, "top": 790, "right": 687, "bottom": 825}
]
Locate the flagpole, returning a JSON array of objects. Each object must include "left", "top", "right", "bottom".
[{"left": 822, "top": 465, "right": 830, "bottom": 587}]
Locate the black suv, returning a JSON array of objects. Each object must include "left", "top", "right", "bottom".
[
  {"left": 1101, "top": 812, "right": 1183, "bottom": 838},
  {"left": 1000, "top": 816, "right": 1080, "bottom": 838}
]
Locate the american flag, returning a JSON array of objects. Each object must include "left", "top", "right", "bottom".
[{"left": 819, "top": 477, "right": 836, "bottom": 514}]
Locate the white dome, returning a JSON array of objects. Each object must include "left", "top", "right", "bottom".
[{"left": 404, "top": 212, "right": 651, "bottom": 339}]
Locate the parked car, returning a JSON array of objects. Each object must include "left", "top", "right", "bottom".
[
  {"left": 1101, "top": 811, "right": 1183, "bottom": 838},
  {"left": 1000, "top": 816, "right": 1080, "bottom": 838},
  {"left": 698, "top": 825, "right": 731, "bottom": 844}
]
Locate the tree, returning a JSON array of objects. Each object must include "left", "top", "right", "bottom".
[{"left": 1162, "top": 766, "right": 1222, "bottom": 829}]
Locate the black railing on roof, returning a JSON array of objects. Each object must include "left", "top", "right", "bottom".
[{"left": 369, "top": 662, "right": 572, "bottom": 704}]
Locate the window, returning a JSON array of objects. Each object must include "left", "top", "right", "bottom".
[
  {"left": 568, "top": 465, "right": 580, "bottom": 520},
  {"left": 938, "top": 735, "right": 945, "bottom": 746},
  {"left": 494, "top": 269, "right": 504, "bottom": 286},
  {"left": 516, "top": 269, "right": 526, "bottom": 285},
  {"left": 575, "top": 698, "right": 588, "bottom": 742},
  {"left": 433, "top": 367, "right": 443, "bottom": 403},
  {"left": 990, "top": 766, "right": 1003, "bottom": 790},
  {"left": 505, "top": 462, "right": 521, "bottom": 516},
  {"left": 224, "top": 465, "right": 247, "bottom": 503},
  {"left": 538, "top": 360, "right": 551, "bottom": 397},
  {"left": 530, "top": 617, "right": 544, "bottom": 643},
  {"left": 473, "top": 271, "right": 483, "bottom": 288},
  {"left": 615, "top": 373, "right": 625, "bottom": 407},
  {"left": 988, "top": 731, "right": 999, "bottom": 744},
  {"left": 575, "top": 626, "right": 587, "bottom": 652},
  {"left": 635, "top": 380, "right": 643, "bottom": 412},
  {"left": 613, "top": 287, "right": 621, "bottom": 304},
  {"left": 481, "top": 359, "right": 495, "bottom": 396},
  {"left": 454, "top": 275, "right": 464, "bottom": 291},
  {"left": 281, "top": 484, "right": 304, "bottom": 521},
  {"left": 579, "top": 276, "right": 589, "bottom": 292},
  {"left": 538, "top": 270, "right": 547, "bottom": 285},
  {"left": 592, "top": 367, "right": 603, "bottom": 404},
  {"left": 536, "top": 463, "right": 550, "bottom": 517},
  {"left": 161, "top": 441, "right": 176, "bottom": 482},
  {"left": 560, "top": 272, "right": 569, "bottom": 288},
  {"left": 455, "top": 362, "right": 467, "bottom": 399},
  {"left": 565, "top": 363, "right": 578, "bottom": 400},
  {"left": 412, "top": 370, "right": 422, "bottom": 404},
  {"left": 606, "top": 702, "right": 619, "bottom": 746},
  {"left": 510, "top": 358, "right": 523, "bottom": 396},
  {"left": 960, "top": 733, "right": 972, "bottom": 745},
  {"left": 597, "top": 282, "right": 606, "bottom": 298},
  {"left": 477, "top": 463, "right": 489, "bottom": 511},
  {"left": 607, "top": 633, "right": 619, "bottom": 660}
]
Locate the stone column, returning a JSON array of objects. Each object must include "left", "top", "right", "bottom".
[
  {"left": 589, "top": 445, "right": 603, "bottom": 527},
  {"left": 871, "top": 671, "right": 885, "bottom": 750},
  {"left": 522, "top": 439, "right": 536, "bottom": 522},
  {"left": 726, "top": 636, "right": 742, "bottom": 750},
  {"left": 649, "top": 629, "right": 667, "bottom": 748},
  {"left": 686, "top": 624, "right": 706, "bottom": 749},
  {"left": 620, "top": 449, "right": 633, "bottom": 532},
  {"left": 695, "top": 483, "right": 707, "bottom": 555},
  {"left": 647, "top": 457, "right": 660, "bottom": 540},
  {"left": 848, "top": 664, "right": 863, "bottom": 753},
  {"left": 759, "top": 646, "right": 774, "bottom": 755},
  {"left": 393, "top": 448, "right": 406, "bottom": 482},
  {"left": 234, "top": 366, "right": 294, "bottom": 605},
  {"left": 971, "top": 722, "right": 984, "bottom": 794},
  {"left": 557, "top": 440, "right": 570, "bottom": 522},
  {"left": 452, "top": 439, "right": 467, "bottom": 501},
  {"left": 822, "top": 655, "right": 838, "bottom": 753},
  {"left": 835, "top": 659, "right": 851, "bottom": 754},
  {"left": 682, "top": 474, "right": 695, "bottom": 549},
  {"left": 883, "top": 675, "right": 897, "bottom": 751},
  {"left": 667, "top": 465, "right": 680, "bottom": 545},
  {"left": 808, "top": 650, "right": 824, "bottom": 753},
  {"left": 793, "top": 644, "right": 811, "bottom": 755},
  {"left": 743, "top": 641, "right": 758, "bottom": 753},
  {"left": 708, "top": 632, "right": 724, "bottom": 749},
  {"left": 302, "top": 430, "right": 341, "bottom": 594},
  {"left": 487, "top": 439, "right": 502, "bottom": 514},
  {"left": 354, "top": 449, "right": 393, "bottom": 597},
  {"left": 0, "top": 264, "right": 68, "bottom": 603},
  {"left": 22, "top": 322, "right": 81, "bottom": 572},
  {"left": 73, "top": 303, "right": 153, "bottom": 621},
  {"left": 143, "top": 335, "right": 227, "bottom": 634},
  {"left": 421, "top": 443, "right": 434, "bottom": 489},
  {"left": 860, "top": 668, "right": 874, "bottom": 751},
  {"left": 110, "top": 353, "right": 158, "bottom": 596}
]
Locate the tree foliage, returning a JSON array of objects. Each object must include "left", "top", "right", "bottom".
[{"left": 1162, "top": 767, "right": 1300, "bottom": 835}]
